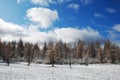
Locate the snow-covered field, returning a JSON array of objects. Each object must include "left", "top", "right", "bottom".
[{"left": 0, "top": 63, "right": 120, "bottom": 80}]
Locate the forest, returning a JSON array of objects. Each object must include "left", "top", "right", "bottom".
[{"left": 0, "top": 39, "right": 120, "bottom": 66}]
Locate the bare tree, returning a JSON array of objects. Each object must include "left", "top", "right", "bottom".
[
  {"left": 68, "top": 43, "right": 74, "bottom": 68},
  {"left": 58, "top": 40, "right": 64, "bottom": 64},
  {"left": 50, "top": 49, "right": 55, "bottom": 67},
  {"left": 42, "top": 42, "right": 47, "bottom": 59},
  {"left": 98, "top": 47, "right": 104, "bottom": 63},
  {"left": 24, "top": 43, "right": 33, "bottom": 66},
  {"left": 76, "top": 40, "right": 84, "bottom": 59},
  {"left": 47, "top": 41, "right": 55, "bottom": 67},
  {"left": 33, "top": 43, "right": 41, "bottom": 60},
  {"left": 110, "top": 44, "right": 116, "bottom": 64},
  {"left": 3, "top": 42, "right": 15, "bottom": 66},
  {"left": 88, "top": 42, "right": 96, "bottom": 58},
  {"left": 104, "top": 40, "right": 111, "bottom": 61},
  {"left": 63, "top": 43, "right": 69, "bottom": 62},
  {"left": 17, "top": 39, "right": 24, "bottom": 58},
  {"left": 0, "top": 39, "right": 4, "bottom": 61}
]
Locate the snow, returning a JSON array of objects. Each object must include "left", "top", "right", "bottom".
[{"left": 0, "top": 63, "right": 120, "bottom": 80}]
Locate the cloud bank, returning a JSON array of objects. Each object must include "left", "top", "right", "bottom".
[{"left": 0, "top": 18, "right": 102, "bottom": 45}]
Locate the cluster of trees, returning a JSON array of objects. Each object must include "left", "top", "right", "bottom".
[
  {"left": 0, "top": 39, "right": 120, "bottom": 66},
  {"left": 0, "top": 39, "right": 40, "bottom": 66}
]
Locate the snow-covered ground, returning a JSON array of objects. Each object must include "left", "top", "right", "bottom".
[{"left": 0, "top": 63, "right": 120, "bottom": 80}]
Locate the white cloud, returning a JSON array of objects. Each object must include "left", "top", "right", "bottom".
[
  {"left": 17, "top": 0, "right": 21, "bottom": 4},
  {"left": 0, "top": 18, "right": 102, "bottom": 46},
  {"left": 57, "top": 0, "right": 64, "bottom": 3},
  {"left": 93, "top": 13, "right": 105, "bottom": 19},
  {"left": 17, "top": 0, "right": 25, "bottom": 4},
  {"left": 67, "top": 3, "right": 79, "bottom": 10},
  {"left": 31, "top": 0, "right": 71, "bottom": 6},
  {"left": 106, "top": 8, "right": 116, "bottom": 13},
  {"left": 26, "top": 7, "right": 59, "bottom": 28},
  {"left": 113, "top": 24, "right": 120, "bottom": 32},
  {"left": 81, "top": 0, "right": 93, "bottom": 5},
  {"left": 54, "top": 27, "right": 102, "bottom": 43},
  {"left": 57, "top": 0, "right": 71, "bottom": 3},
  {"left": 109, "top": 31, "right": 120, "bottom": 39},
  {"left": 31, "top": 0, "right": 51, "bottom": 6},
  {"left": 107, "top": 24, "right": 120, "bottom": 47},
  {"left": 0, "top": 18, "right": 27, "bottom": 41},
  {"left": 107, "top": 30, "right": 120, "bottom": 47}
]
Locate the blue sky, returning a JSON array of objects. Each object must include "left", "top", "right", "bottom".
[{"left": 0, "top": 0, "right": 120, "bottom": 46}]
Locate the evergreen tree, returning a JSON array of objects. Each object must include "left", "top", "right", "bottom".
[
  {"left": 24, "top": 43, "right": 33, "bottom": 66},
  {"left": 104, "top": 40, "right": 111, "bottom": 60},
  {"left": 17, "top": 39, "right": 24, "bottom": 58},
  {"left": 76, "top": 40, "right": 84, "bottom": 59},
  {"left": 47, "top": 41, "right": 55, "bottom": 67},
  {"left": 42, "top": 42, "right": 47, "bottom": 59},
  {"left": 33, "top": 43, "right": 41, "bottom": 60}
]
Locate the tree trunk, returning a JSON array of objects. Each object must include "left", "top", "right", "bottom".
[
  {"left": 69, "top": 58, "right": 72, "bottom": 68},
  {"left": 27, "top": 56, "right": 30, "bottom": 66},
  {"left": 51, "top": 51, "right": 54, "bottom": 67},
  {"left": 6, "top": 59, "right": 10, "bottom": 66}
]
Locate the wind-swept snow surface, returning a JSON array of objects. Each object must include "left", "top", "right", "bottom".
[{"left": 0, "top": 63, "right": 120, "bottom": 80}]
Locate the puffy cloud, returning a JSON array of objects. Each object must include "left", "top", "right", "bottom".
[
  {"left": 27, "top": 26, "right": 102, "bottom": 44},
  {"left": 26, "top": 7, "right": 59, "bottom": 28},
  {"left": 106, "top": 8, "right": 116, "bottom": 13},
  {"left": 0, "top": 18, "right": 53, "bottom": 43},
  {"left": 0, "top": 19, "right": 21, "bottom": 33},
  {"left": 113, "top": 24, "right": 120, "bottom": 32},
  {"left": 67, "top": 3, "right": 79, "bottom": 10},
  {"left": 54, "top": 27, "right": 102, "bottom": 43},
  {"left": 81, "top": 0, "right": 93, "bottom": 5},
  {"left": 0, "top": 18, "right": 27, "bottom": 41}
]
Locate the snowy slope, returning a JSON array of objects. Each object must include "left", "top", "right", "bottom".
[{"left": 0, "top": 63, "right": 120, "bottom": 80}]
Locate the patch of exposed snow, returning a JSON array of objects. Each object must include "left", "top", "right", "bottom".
[{"left": 0, "top": 63, "right": 120, "bottom": 80}]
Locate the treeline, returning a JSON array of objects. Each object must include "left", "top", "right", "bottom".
[{"left": 0, "top": 39, "right": 120, "bottom": 66}]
